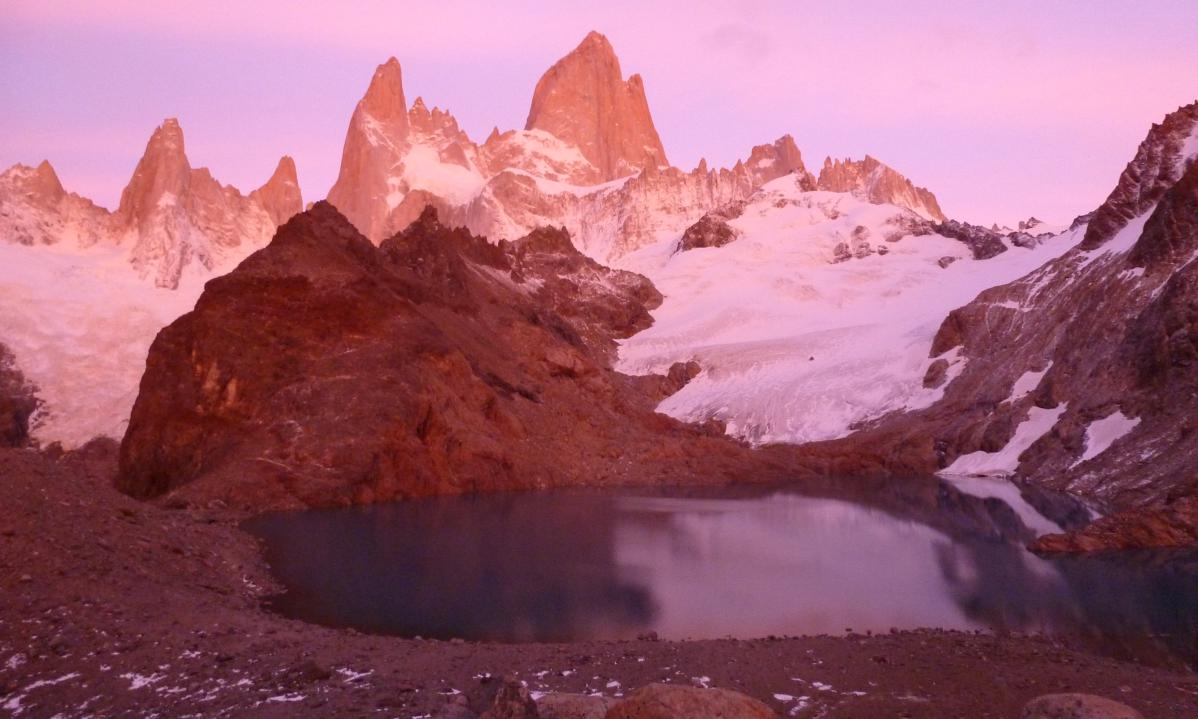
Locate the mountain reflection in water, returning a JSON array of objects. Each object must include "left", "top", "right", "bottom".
[{"left": 245, "top": 477, "right": 1198, "bottom": 666}]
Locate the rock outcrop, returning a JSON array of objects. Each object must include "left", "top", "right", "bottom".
[
  {"left": 675, "top": 201, "right": 745, "bottom": 253},
  {"left": 1031, "top": 496, "right": 1198, "bottom": 553},
  {"left": 1020, "top": 693, "right": 1145, "bottom": 719},
  {"left": 525, "top": 31, "right": 668, "bottom": 181},
  {"left": 117, "top": 204, "right": 808, "bottom": 510},
  {"left": 818, "top": 155, "right": 946, "bottom": 222}
]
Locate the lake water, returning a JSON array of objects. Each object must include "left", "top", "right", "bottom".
[{"left": 244, "top": 478, "right": 1198, "bottom": 666}]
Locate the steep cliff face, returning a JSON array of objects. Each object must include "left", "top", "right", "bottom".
[
  {"left": 117, "top": 204, "right": 807, "bottom": 511},
  {"left": 525, "top": 31, "right": 668, "bottom": 181}
]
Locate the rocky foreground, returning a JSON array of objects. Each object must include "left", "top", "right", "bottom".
[{"left": 2, "top": 444, "right": 1197, "bottom": 718}]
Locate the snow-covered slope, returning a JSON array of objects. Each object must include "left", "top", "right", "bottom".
[
  {"left": 0, "top": 120, "right": 301, "bottom": 446},
  {"left": 0, "top": 242, "right": 205, "bottom": 445},
  {"left": 616, "top": 175, "right": 1075, "bottom": 445}
]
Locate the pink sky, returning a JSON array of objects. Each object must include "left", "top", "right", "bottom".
[{"left": 2, "top": 0, "right": 1195, "bottom": 226}]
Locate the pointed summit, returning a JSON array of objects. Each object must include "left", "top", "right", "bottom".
[
  {"left": 359, "top": 57, "right": 410, "bottom": 131},
  {"left": 251, "top": 155, "right": 303, "bottom": 226},
  {"left": 525, "top": 31, "right": 668, "bottom": 181},
  {"left": 328, "top": 57, "right": 414, "bottom": 242},
  {"left": 117, "top": 118, "right": 191, "bottom": 225},
  {"left": 32, "top": 160, "right": 66, "bottom": 200}
]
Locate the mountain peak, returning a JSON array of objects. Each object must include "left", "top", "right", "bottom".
[
  {"left": 117, "top": 118, "right": 192, "bottom": 222},
  {"left": 524, "top": 32, "right": 668, "bottom": 181},
  {"left": 577, "top": 30, "right": 615, "bottom": 56},
  {"left": 327, "top": 58, "right": 415, "bottom": 242},
  {"left": 359, "top": 57, "right": 409, "bottom": 127},
  {"left": 31, "top": 160, "right": 66, "bottom": 201},
  {"left": 251, "top": 155, "right": 303, "bottom": 226}
]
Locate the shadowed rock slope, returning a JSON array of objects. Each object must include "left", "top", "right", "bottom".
[{"left": 117, "top": 203, "right": 812, "bottom": 511}]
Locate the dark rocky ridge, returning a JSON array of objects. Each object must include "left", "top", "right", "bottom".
[{"left": 117, "top": 203, "right": 815, "bottom": 511}]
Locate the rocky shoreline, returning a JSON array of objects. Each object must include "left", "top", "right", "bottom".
[{"left": 3, "top": 444, "right": 1197, "bottom": 718}]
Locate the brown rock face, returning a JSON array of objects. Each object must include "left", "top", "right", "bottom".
[
  {"left": 604, "top": 684, "right": 774, "bottom": 719},
  {"left": 745, "top": 135, "right": 816, "bottom": 190},
  {"left": 818, "top": 155, "right": 946, "bottom": 221},
  {"left": 1031, "top": 496, "right": 1198, "bottom": 554},
  {"left": 117, "top": 203, "right": 806, "bottom": 511},
  {"left": 525, "top": 31, "right": 668, "bottom": 181},
  {"left": 249, "top": 155, "right": 303, "bottom": 226},
  {"left": 1081, "top": 102, "right": 1198, "bottom": 250}
]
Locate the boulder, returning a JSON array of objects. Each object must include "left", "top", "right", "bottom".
[
  {"left": 537, "top": 692, "right": 617, "bottom": 719},
  {"left": 1021, "top": 693, "right": 1144, "bottom": 719},
  {"left": 604, "top": 683, "right": 773, "bottom": 719}
]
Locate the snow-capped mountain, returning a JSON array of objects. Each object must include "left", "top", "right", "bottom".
[
  {"left": 0, "top": 119, "right": 301, "bottom": 445},
  {"left": 323, "top": 32, "right": 940, "bottom": 264},
  {"left": 0, "top": 29, "right": 1077, "bottom": 459}
]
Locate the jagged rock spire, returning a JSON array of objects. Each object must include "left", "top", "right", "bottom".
[
  {"left": 817, "top": 155, "right": 945, "bottom": 221},
  {"left": 327, "top": 57, "right": 413, "bottom": 242}
]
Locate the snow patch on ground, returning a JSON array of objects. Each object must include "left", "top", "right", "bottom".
[
  {"left": 942, "top": 404, "right": 1068, "bottom": 477},
  {"left": 1009, "top": 363, "right": 1051, "bottom": 401},
  {"left": 401, "top": 143, "right": 486, "bottom": 206},
  {"left": 1076, "top": 411, "right": 1141, "bottom": 465}
]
